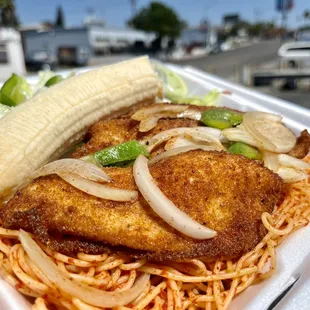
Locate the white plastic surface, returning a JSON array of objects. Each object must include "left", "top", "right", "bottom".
[
  {"left": 0, "top": 63, "right": 309, "bottom": 310},
  {"left": 0, "top": 278, "right": 31, "bottom": 309}
]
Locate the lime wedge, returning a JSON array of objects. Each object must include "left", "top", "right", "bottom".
[
  {"left": 0, "top": 92, "right": 16, "bottom": 107},
  {"left": 1, "top": 74, "right": 31, "bottom": 106},
  {"left": 45, "top": 75, "right": 64, "bottom": 87}
]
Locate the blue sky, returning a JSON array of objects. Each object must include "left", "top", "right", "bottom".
[{"left": 15, "top": 0, "right": 310, "bottom": 29}]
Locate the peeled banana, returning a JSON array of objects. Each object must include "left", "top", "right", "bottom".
[{"left": 0, "top": 56, "right": 162, "bottom": 203}]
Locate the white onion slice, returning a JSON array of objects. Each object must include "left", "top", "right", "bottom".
[
  {"left": 164, "top": 136, "right": 214, "bottom": 151},
  {"left": 178, "top": 108, "right": 202, "bottom": 121},
  {"left": 139, "top": 116, "right": 161, "bottom": 132},
  {"left": 165, "top": 137, "right": 196, "bottom": 150},
  {"left": 277, "top": 167, "right": 308, "bottom": 183},
  {"left": 164, "top": 136, "right": 223, "bottom": 152},
  {"left": 243, "top": 112, "right": 296, "bottom": 153},
  {"left": 222, "top": 125, "right": 260, "bottom": 148},
  {"left": 263, "top": 152, "right": 280, "bottom": 172},
  {"left": 59, "top": 173, "right": 138, "bottom": 202},
  {"left": 133, "top": 155, "right": 217, "bottom": 239},
  {"left": 278, "top": 154, "right": 310, "bottom": 170},
  {"left": 31, "top": 159, "right": 111, "bottom": 183},
  {"left": 149, "top": 145, "right": 218, "bottom": 165},
  {"left": 139, "top": 112, "right": 184, "bottom": 132},
  {"left": 137, "top": 109, "right": 202, "bottom": 132},
  {"left": 145, "top": 127, "right": 224, "bottom": 152},
  {"left": 19, "top": 230, "right": 150, "bottom": 308},
  {"left": 132, "top": 104, "right": 188, "bottom": 121}
]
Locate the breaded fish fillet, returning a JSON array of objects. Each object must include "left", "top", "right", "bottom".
[
  {"left": 72, "top": 118, "right": 199, "bottom": 158},
  {"left": 72, "top": 105, "right": 310, "bottom": 159},
  {"left": 0, "top": 151, "right": 283, "bottom": 261}
]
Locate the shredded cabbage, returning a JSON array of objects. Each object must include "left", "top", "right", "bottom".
[{"left": 155, "top": 63, "right": 220, "bottom": 106}]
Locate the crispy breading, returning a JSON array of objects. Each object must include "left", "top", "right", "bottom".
[
  {"left": 288, "top": 130, "right": 310, "bottom": 159},
  {"left": 71, "top": 104, "right": 230, "bottom": 158},
  {"left": 72, "top": 118, "right": 200, "bottom": 158},
  {"left": 0, "top": 151, "right": 283, "bottom": 261}
]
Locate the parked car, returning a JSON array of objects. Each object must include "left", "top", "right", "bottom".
[{"left": 25, "top": 51, "right": 57, "bottom": 72}]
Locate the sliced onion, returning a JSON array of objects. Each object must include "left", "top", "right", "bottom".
[
  {"left": 138, "top": 109, "right": 202, "bottom": 132},
  {"left": 133, "top": 155, "right": 217, "bottom": 239},
  {"left": 139, "top": 112, "right": 185, "bottom": 132},
  {"left": 132, "top": 104, "right": 188, "bottom": 121},
  {"left": 59, "top": 173, "right": 138, "bottom": 202},
  {"left": 278, "top": 154, "right": 310, "bottom": 170},
  {"left": 149, "top": 145, "right": 219, "bottom": 165},
  {"left": 19, "top": 230, "right": 150, "bottom": 308},
  {"left": 243, "top": 112, "right": 296, "bottom": 153},
  {"left": 263, "top": 152, "right": 280, "bottom": 172},
  {"left": 165, "top": 137, "right": 196, "bottom": 150},
  {"left": 178, "top": 108, "right": 202, "bottom": 121},
  {"left": 145, "top": 127, "right": 224, "bottom": 152},
  {"left": 164, "top": 136, "right": 223, "bottom": 151},
  {"left": 222, "top": 125, "right": 260, "bottom": 148},
  {"left": 277, "top": 167, "right": 308, "bottom": 183},
  {"left": 139, "top": 116, "right": 161, "bottom": 132},
  {"left": 31, "top": 159, "right": 111, "bottom": 183}
]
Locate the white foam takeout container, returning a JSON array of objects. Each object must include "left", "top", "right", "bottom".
[{"left": 0, "top": 63, "right": 309, "bottom": 310}]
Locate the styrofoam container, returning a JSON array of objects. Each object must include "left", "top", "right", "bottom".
[{"left": 0, "top": 63, "right": 309, "bottom": 310}]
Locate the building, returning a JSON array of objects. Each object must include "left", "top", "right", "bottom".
[
  {"left": 0, "top": 28, "right": 26, "bottom": 81},
  {"left": 21, "top": 26, "right": 155, "bottom": 67},
  {"left": 22, "top": 28, "right": 91, "bottom": 67},
  {"left": 180, "top": 28, "right": 217, "bottom": 50},
  {"left": 223, "top": 14, "right": 240, "bottom": 31}
]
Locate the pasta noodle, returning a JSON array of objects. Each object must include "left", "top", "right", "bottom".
[{"left": 0, "top": 162, "right": 309, "bottom": 310}]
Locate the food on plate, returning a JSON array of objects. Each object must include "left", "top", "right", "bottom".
[
  {"left": 82, "top": 140, "right": 150, "bottom": 167},
  {"left": 0, "top": 73, "right": 32, "bottom": 106},
  {"left": 0, "top": 56, "right": 161, "bottom": 204},
  {"left": 0, "top": 103, "right": 12, "bottom": 119},
  {"left": 0, "top": 59, "right": 309, "bottom": 310},
  {"left": 200, "top": 108, "right": 243, "bottom": 129},
  {"left": 0, "top": 150, "right": 283, "bottom": 261},
  {"left": 155, "top": 63, "right": 221, "bottom": 106},
  {"left": 228, "top": 142, "right": 262, "bottom": 160},
  {"left": 288, "top": 129, "right": 310, "bottom": 159}
]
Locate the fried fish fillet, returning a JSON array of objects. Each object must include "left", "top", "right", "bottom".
[
  {"left": 0, "top": 151, "right": 283, "bottom": 261},
  {"left": 72, "top": 118, "right": 200, "bottom": 158},
  {"left": 72, "top": 105, "right": 310, "bottom": 160}
]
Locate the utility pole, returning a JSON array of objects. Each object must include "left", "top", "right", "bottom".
[
  {"left": 281, "top": 2, "right": 287, "bottom": 38},
  {"left": 276, "top": 0, "right": 293, "bottom": 40},
  {"left": 254, "top": 8, "right": 262, "bottom": 23},
  {"left": 130, "top": 0, "right": 137, "bottom": 17}
]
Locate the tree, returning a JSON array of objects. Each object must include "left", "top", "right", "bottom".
[
  {"left": 128, "top": 2, "right": 186, "bottom": 38},
  {"left": 303, "top": 10, "right": 310, "bottom": 20},
  {"left": 41, "top": 20, "right": 54, "bottom": 29},
  {"left": 229, "top": 21, "right": 250, "bottom": 36},
  {"left": 55, "top": 6, "right": 65, "bottom": 28},
  {"left": 0, "top": 0, "right": 19, "bottom": 27},
  {"left": 248, "top": 23, "right": 265, "bottom": 37}
]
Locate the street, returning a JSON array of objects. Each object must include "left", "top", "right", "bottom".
[
  {"left": 173, "top": 40, "right": 309, "bottom": 109},
  {"left": 174, "top": 40, "right": 283, "bottom": 78},
  {"left": 83, "top": 40, "right": 310, "bottom": 109}
]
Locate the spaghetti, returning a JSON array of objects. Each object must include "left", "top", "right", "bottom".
[{"left": 0, "top": 166, "right": 309, "bottom": 310}]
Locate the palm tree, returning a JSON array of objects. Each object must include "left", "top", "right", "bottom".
[{"left": 0, "top": 0, "right": 19, "bottom": 27}]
